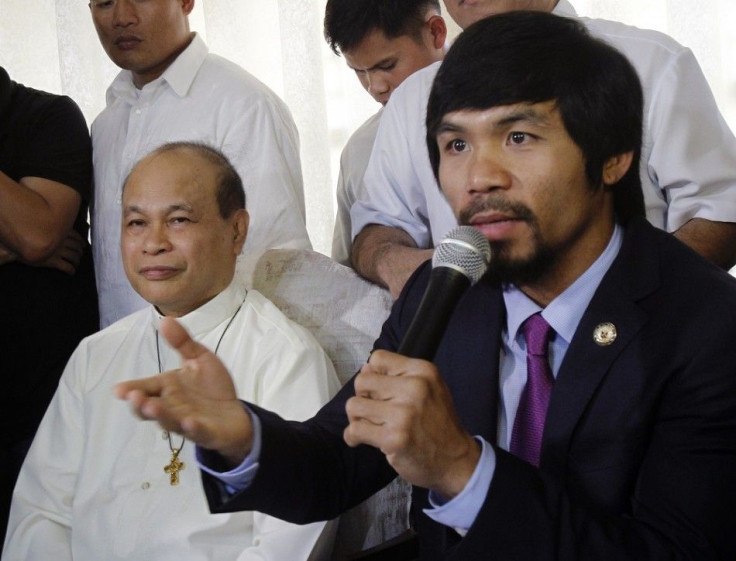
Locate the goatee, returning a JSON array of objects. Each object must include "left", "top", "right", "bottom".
[{"left": 459, "top": 195, "right": 555, "bottom": 286}]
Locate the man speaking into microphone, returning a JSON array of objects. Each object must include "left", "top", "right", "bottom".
[{"left": 118, "top": 12, "right": 736, "bottom": 560}]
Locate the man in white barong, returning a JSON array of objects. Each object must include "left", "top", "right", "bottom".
[
  {"left": 2, "top": 142, "right": 340, "bottom": 561},
  {"left": 88, "top": 0, "right": 311, "bottom": 329}
]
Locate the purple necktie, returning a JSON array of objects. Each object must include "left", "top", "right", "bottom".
[{"left": 509, "top": 313, "right": 554, "bottom": 467}]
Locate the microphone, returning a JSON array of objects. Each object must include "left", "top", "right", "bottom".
[{"left": 397, "top": 226, "right": 491, "bottom": 360}]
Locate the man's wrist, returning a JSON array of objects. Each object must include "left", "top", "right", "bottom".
[
  {"left": 434, "top": 434, "right": 482, "bottom": 500},
  {"left": 216, "top": 401, "right": 255, "bottom": 468},
  {"left": 425, "top": 437, "right": 495, "bottom": 533},
  {"left": 197, "top": 405, "right": 262, "bottom": 494}
]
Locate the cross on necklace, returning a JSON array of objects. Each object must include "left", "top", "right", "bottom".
[
  {"left": 164, "top": 449, "right": 185, "bottom": 486},
  {"left": 155, "top": 296, "right": 245, "bottom": 487}
]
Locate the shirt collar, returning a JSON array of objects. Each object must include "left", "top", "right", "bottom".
[
  {"left": 151, "top": 278, "right": 246, "bottom": 339},
  {"left": 106, "top": 33, "right": 208, "bottom": 105},
  {"left": 503, "top": 223, "right": 623, "bottom": 345},
  {"left": 552, "top": 0, "right": 578, "bottom": 17}
]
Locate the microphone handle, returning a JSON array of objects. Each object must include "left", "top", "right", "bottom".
[{"left": 396, "top": 267, "right": 470, "bottom": 361}]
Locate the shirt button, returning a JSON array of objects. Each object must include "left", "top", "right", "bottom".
[
  {"left": 134, "top": 109, "right": 142, "bottom": 115},
  {"left": 141, "top": 482, "right": 151, "bottom": 490}
]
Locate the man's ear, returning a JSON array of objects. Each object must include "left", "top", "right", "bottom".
[
  {"left": 602, "top": 151, "right": 634, "bottom": 186},
  {"left": 231, "top": 209, "right": 249, "bottom": 254},
  {"left": 427, "top": 15, "right": 448, "bottom": 51},
  {"left": 181, "top": 0, "right": 195, "bottom": 16}
]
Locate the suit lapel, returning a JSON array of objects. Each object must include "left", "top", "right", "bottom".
[{"left": 540, "top": 220, "right": 660, "bottom": 477}]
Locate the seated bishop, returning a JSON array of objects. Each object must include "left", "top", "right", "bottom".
[{"left": 3, "top": 142, "right": 340, "bottom": 561}]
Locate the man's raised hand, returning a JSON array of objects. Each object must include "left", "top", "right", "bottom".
[{"left": 115, "top": 317, "right": 253, "bottom": 466}]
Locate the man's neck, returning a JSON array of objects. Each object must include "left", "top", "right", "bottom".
[
  {"left": 518, "top": 222, "right": 616, "bottom": 307},
  {"left": 154, "top": 283, "right": 232, "bottom": 319},
  {"left": 132, "top": 32, "right": 196, "bottom": 89}
]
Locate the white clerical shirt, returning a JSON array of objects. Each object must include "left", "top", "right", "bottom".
[{"left": 4, "top": 281, "right": 340, "bottom": 561}]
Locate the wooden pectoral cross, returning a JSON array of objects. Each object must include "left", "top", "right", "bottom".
[{"left": 164, "top": 450, "right": 185, "bottom": 486}]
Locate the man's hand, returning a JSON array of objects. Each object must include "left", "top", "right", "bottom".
[
  {"left": 115, "top": 317, "right": 253, "bottom": 466},
  {"left": 34, "top": 230, "right": 85, "bottom": 274},
  {"left": 344, "top": 350, "right": 480, "bottom": 499},
  {"left": 0, "top": 172, "right": 81, "bottom": 264}
]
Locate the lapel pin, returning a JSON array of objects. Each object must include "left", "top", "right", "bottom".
[{"left": 593, "top": 322, "right": 617, "bottom": 346}]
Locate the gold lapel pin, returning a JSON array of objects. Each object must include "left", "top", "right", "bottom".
[{"left": 593, "top": 322, "right": 617, "bottom": 346}]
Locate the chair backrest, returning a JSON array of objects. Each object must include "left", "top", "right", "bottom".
[
  {"left": 252, "top": 249, "right": 412, "bottom": 558},
  {"left": 252, "top": 249, "right": 393, "bottom": 384}
]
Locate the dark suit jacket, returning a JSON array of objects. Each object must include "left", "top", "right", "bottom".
[{"left": 204, "top": 218, "right": 736, "bottom": 560}]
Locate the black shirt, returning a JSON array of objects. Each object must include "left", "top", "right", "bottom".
[{"left": 0, "top": 67, "right": 99, "bottom": 443}]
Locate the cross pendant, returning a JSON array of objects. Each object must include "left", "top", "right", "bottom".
[{"left": 164, "top": 450, "right": 185, "bottom": 486}]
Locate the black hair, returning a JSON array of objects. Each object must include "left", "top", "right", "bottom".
[
  {"left": 324, "top": 0, "right": 441, "bottom": 55},
  {"left": 150, "top": 142, "right": 245, "bottom": 218},
  {"left": 426, "top": 11, "right": 645, "bottom": 223}
]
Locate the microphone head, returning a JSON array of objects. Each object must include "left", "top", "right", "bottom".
[{"left": 432, "top": 226, "right": 491, "bottom": 284}]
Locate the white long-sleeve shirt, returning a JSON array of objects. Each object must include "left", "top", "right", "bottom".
[
  {"left": 4, "top": 282, "right": 340, "bottom": 561},
  {"left": 91, "top": 34, "right": 311, "bottom": 328}
]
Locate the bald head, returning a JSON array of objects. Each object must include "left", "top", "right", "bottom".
[{"left": 125, "top": 142, "right": 246, "bottom": 218}]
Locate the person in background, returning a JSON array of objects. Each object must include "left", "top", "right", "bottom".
[
  {"left": 351, "top": 0, "right": 736, "bottom": 297},
  {"left": 324, "top": 0, "right": 447, "bottom": 265},
  {"left": 0, "top": 65, "right": 98, "bottom": 548},
  {"left": 88, "top": 0, "right": 310, "bottom": 328},
  {"left": 3, "top": 142, "right": 339, "bottom": 561}
]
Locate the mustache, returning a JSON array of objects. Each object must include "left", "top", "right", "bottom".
[{"left": 458, "top": 196, "right": 536, "bottom": 226}]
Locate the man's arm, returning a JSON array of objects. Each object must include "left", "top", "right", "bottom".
[
  {"left": 674, "top": 218, "right": 736, "bottom": 269},
  {"left": 352, "top": 224, "right": 433, "bottom": 298},
  {"left": 0, "top": 171, "right": 81, "bottom": 265},
  {"left": 643, "top": 46, "right": 736, "bottom": 269},
  {"left": 349, "top": 65, "right": 448, "bottom": 296},
  {"left": 0, "top": 89, "right": 91, "bottom": 273}
]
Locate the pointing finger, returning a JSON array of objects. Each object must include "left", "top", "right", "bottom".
[{"left": 114, "top": 374, "right": 165, "bottom": 401}]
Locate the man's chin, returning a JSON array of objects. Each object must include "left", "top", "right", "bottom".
[{"left": 484, "top": 245, "right": 554, "bottom": 286}]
